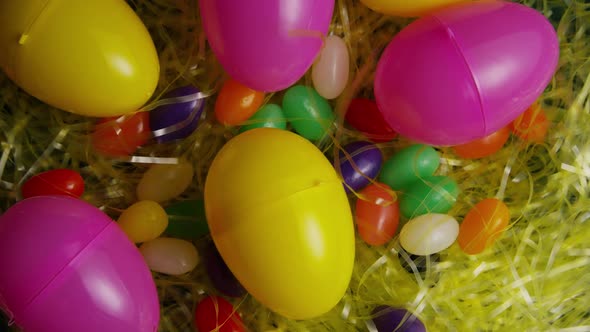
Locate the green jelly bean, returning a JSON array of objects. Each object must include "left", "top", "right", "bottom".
[
  {"left": 399, "top": 176, "right": 459, "bottom": 219},
  {"left": 282, "top": 85, "right": 335, "bottom": 140},
  {"left": 164, "top": 200, "right": 210, "bottom": 239},
  {"left": 239, "top": 103, "right": 287, "bottom": 133},
  {"left": 379, "top": 144, "right": 440, "bottom": 191}
]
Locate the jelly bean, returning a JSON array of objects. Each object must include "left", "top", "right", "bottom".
[
  {"left": 345, "top": 98, "right": 397, "bottom": 143},
  {"left": 136, "top": 161, "right": 194, "bottom": 203},
  {"left": 21, "top": 169, "right": 84, "bottom": 199},
  {"left": 117, "top": 200, "right": 168, "bottom": 243},
  {"left": 458, "top": 198, "right": 510, "bottom": 255},
  {"left": 205, "top": 245, "right": 246, "bottom": 298},
  {"left": 139, "top": 237, "right": 199, "bottom": 275},
  {"left": 399, "top": 176, "right": 459, "bottom": 219},
  {"left": 452, "top": 126, "right": 510, "bottom": 159},
  {"left": 149, "top": 85, "right": 205, "bottom": 143},
  {"left": 164, "top": 200, "right": 210, "bottom": 240},
  {"left": 311, "top": 35, "right": 349, "bottom": 100},
  {"left": 215, "top": 78, "right": 265, "bottom": 126},
  {"left": 195, "top": 296, "right": 245, "bottom": 332},
  {"left": 379, "top": 144, "right": 440, "bottom": 191},
  {"left": 355, "top": 183, "right": 399, "bottom": 246},
  {"left": 337, "top": 141, "right": 382, "bottom": 193},
  {"left": 238, "top": 104, "right": 287, "bottom": 133},
  {"left": 398, "top": 250, "right": 440, "bottom": 276},
  {"left": 372, "top": 306, "right": 426, "bottom": 332},
  {"left": 92, "top": 111, "right": 151, "bottom": 157},
  {"left": 511, "top": 103, "right": 549, "bottom": 143},
  {"left": 282, "top": 85, "right": 335, "bottom": 140},
  {"left": 399, "top": 213, "right": 459, "bottom": 256}
]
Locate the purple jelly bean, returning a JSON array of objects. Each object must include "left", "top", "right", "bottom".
[
  {"left": 371, "top": 306, "right": 426, "bottom": 332},
  {"left": 205, "top": 245, "right": 246, "bottom": 298},
  {"left": 149, "top": 85, "right": 205, "bottom": 143},
  {"left": 336, "top": 141, "right": 382, "bottom": 193}
]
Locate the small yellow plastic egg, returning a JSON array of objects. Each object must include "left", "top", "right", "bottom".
[
  {"left": 360, "top": 0, "right": 473, "bottom": 17},
  {"left": 204, "top": 128, "right": 355, "bottom": 320},
  {"left": 117, "top": 200, "right": 169, "bottom": 243},
  {"left": 0, "top": 0, "right": 160, "bottom": 117}
]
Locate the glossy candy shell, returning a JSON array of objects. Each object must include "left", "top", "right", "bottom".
[
  {"left": 345, "top": 98, "right": 397, "bottom": 143},
  {"left": 21, "top": 169, "right": 84, "bottom": 199},
  {"left": 337, "top": 141, "right": 383, "bottom": 193},
  {"left": 194, "top": 296, "right": 245, "bottom": 332},
  {"left": 400, "top": 176, "right": 459, "bottom": 219},
  {"left": 374, "top": 0, "right": 559, "bottom": 146}
]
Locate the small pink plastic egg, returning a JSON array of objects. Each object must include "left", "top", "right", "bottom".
[
  {"left": 199, "top": 0, "right": 334, "bottom": 92},
  {"left": 0, "top": 196, "right": 160, "bottom": 332},
  {"left": 374, "top": 0, "right": 559, "bottom": 146}
]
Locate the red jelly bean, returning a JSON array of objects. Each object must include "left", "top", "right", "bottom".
[
  {"left": 345, "top": 98, "right": 397, "bottom": 143},
  {"left": 91, "top": 112, "right": 151, "bottom": 156},
  {"left": 355, "top": 182, "right": 400, "bottom": 246},
  {"left": 194, "top": 296, "right": 245, "bottom": 332},
  {"left": 21, "top": 169, "right": 84, "bottom": 199}
]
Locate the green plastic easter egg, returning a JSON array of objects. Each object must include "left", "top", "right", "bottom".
[
  {"left": 239, "top": 104, "right": 287, "bottom": 133},
  {"left": 164, "top": 200, "right": 210, "bottom": 239},
  {"left": 379, "top": 144, "right": 440, "bottom": 191},
  {"left": 399, "top": 176, "right": 459, "bottom": 219},
  {"left": 282, "top": 85, "right": 335, "bottom": 140}
]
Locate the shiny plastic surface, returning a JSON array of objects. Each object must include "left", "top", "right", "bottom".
[
  {"left": 0, "top": 0, "right": 160, "bottom": 117},
  {"left": 0, "top": 196, "right": 159, "bottom": 332},
  {"left": 374, "top": 0, "right": 559, "bottom": 146},
  {"left": 199, "top": 0, "right": 334, "bottom": 92},
  {"left": 204, "top": 128, "right": 355, "bottom": 319}
]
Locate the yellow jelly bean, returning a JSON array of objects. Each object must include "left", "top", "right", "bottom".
[
  {"left": 139, "top": 237, "right": 200, "bottom": 276},
  {"left": 136, "top": 161, "right": 194, "bottom": 203},
  {"left": 117, "top": 200, "right": 168, "bottom": 243}
]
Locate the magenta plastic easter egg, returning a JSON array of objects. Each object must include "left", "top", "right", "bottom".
[
  {"left": 199, "top": 0, "right": 335, "bottom": 92},
  {"left": 374, "top": 0, "right": 559, "bottom": 146},
  {"left": 0, "top": 196, "right": 160, "bottom": 332}
]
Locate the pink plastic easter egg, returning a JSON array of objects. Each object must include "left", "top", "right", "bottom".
[
  {"left": 374, "top": 0, "right": 559, "bottom": 146},
  {"left": 199, "top": 0, "right": 335, "bottom": 92},
  {"left": 0, "top": 196, "right": 160, "bottom": 332}
]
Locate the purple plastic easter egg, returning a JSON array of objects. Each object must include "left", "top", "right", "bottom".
[
  {"left": 374, "top": 0, "right": 559, "bottom": 146},
  {"left": 205, "top": 245, "right": 246, "bottom": 298},
  {"left": 372, "top": 306, "right": 426, "bottom": 332},
  {"left": 0, "top": 196, "right": 160, "bottom": 332},
  {"left": 149, "top": 85, "right": 205, "bottom": 143},
  {"left": 337, "top": 141, "right": 383, "bottom": 193},
  {"left": 199, "top": 0, "right": 335, "bottom": 92}
]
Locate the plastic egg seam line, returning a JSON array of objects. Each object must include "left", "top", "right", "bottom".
[
  {"left": 432, "top": 15, "right": 487, "bottom": 134},
  {"left": 17, "top": 220, "right": 112, "bottom": 317}
]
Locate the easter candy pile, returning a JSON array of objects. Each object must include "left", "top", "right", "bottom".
[{"left": 0, "top": 0, "right": 589, "bottom": 331}]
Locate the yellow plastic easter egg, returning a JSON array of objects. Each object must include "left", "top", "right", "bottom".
[
  {"left": 360, "top": 0, "right": 473, "bottom": 17},
  {"left": 0, "top": 0, "right": 159, "bottom": 117},
  {"left": 204, "top": 128, "right": 355, "bottom": 320}
]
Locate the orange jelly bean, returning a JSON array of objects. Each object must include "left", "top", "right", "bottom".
[
  {"left": 511, "top": 103, "right": 549, "bottom": 143},
  {"left": 92, "top": 112, "right": 151, "bottom": 156},
  {"left": 458, "top": 198, "right": 510, "bottom": 255},
  {"left": 215, "top": 78, "right": 265, "bottom": 126},
  {"left": 452, "top": 126, "right": 510, "bottom": 159},
  {"left": 355, "top": 182, "right": 400, "bottom": 246}
]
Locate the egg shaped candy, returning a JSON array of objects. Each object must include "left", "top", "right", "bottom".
[
  {"left": 374, "top": 0, "right": 559, "bottom": 146},
  {"left": 21, "top": 168, "right": 84, "bottom": 199},
  {"left": 199, "top": 0, "right": 334, "bottom": 92},
  {"left": 0, "top": 196, "right": 159, "bottom": 332},
  {"left": 204, "top": 128, "right": 355, "bottom": 320},
  {"left": 0, "top": 0, "right": 160, "bottom": 117},
  {"left": 360, "top": 0, "right": 472, "bottom": 17},
  {"left": 400, "top": 213, "right": 459, "bottom": 256},
  {"left": 336, "top": 141, "right": 383, "bottom": 193}
]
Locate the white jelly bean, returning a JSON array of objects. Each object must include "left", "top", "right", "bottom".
[
  {"left": 312, "top": 35, "right": 349, "bottom": 99},
  {"left": 399, "top": 213, "right": 459, "bottom": 255},
  {"left": 139, "top": 237, "right": 199, "bottom": 275}
]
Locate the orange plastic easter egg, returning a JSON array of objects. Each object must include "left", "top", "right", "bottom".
[
  {"left": 452, "top": 126, "right": 510, "bottom": 159},
  {"left": 458, "top": 198, "right": 510, "bottom": 255},
  {"left": 215, "top": 78, "right": 265, "bottom": 126},
  {"left": 355, "top": 183, "right": 399, "bottom": 246},
  {"left": 511, "top": 103, "right": 549, "bottom": 143}
]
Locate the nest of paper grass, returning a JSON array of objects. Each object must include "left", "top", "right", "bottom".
[{"left": 1, "top": 0, "right": 589, "bottom": 331}]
